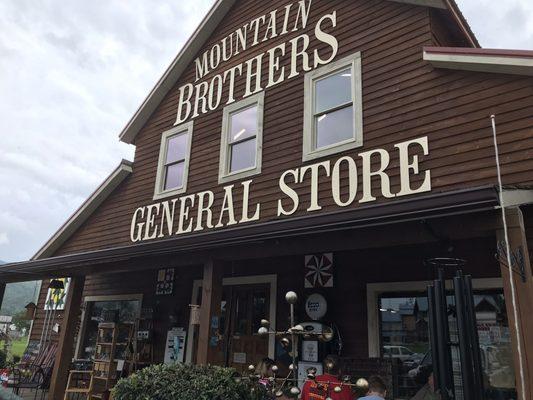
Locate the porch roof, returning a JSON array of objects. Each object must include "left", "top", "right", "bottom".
[{"left": 0, "top": 185, "right": 504, "bottom": 283}]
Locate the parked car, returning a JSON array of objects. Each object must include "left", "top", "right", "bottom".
[{"left": 383, "top": 345, "right": 423, "bottom": 363}]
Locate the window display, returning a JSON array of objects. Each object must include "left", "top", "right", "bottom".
[
  {"left": 379, "top": 291, "right": 516, "bottom": 400},
  {"left": 80, "top": 299, "right": 141, "bottom": 360}
]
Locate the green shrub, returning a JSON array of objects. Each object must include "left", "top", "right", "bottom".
[{"left": 112, "top": 363, "right": 268, "bottom": 400}]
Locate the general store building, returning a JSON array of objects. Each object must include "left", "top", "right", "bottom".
[{"left": 1, "top": 0, "right": 533, "bottom": 399}]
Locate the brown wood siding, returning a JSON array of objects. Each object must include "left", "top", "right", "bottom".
[
  {"left": 31, "top": 237, "right": 500, "bottom": 361},
  {"left": 49, "top": 0, "right": 533, "bottom": 257},
  {"left": 30, "top": 267, "right": 203, "bottom": 362}
]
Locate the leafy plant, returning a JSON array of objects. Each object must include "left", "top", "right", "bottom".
[{"left": 112, "top": 363, "right": 268, "bottom": 400}]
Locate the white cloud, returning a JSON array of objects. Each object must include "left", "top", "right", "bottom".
[
  {"left": 0, "top": 1, "right": 531, "bottom": 263},
  {"left": 0, "top": 233, "right": 9, "bottom": 246},
  {"left": 0, "top": 0, "right": 214, "bottom": 262}
]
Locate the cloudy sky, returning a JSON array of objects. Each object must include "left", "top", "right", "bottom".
[{"left": 0, "top": 0, "right": 532, "bottom": 263}]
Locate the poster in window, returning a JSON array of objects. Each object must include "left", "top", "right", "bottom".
[
  {"left": 156, "top": 268, "right": 175, "bottom": 295},
  {"left": 164, "top": 328, "right": 187, "bottom": 364},
  {"left": 304, "top": 253, "right": 333, "bottom": 288},
  {"left": 44, "top": 278, "right": 70, "bottom": 310}
]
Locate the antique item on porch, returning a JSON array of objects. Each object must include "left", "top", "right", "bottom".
[
  {"left": 156, "top": 268, "right": 175, "bottom": 295},
  {"left": 304, "top": 253, "right": 334, "bottom": 288},
  {"left": 427, "top": 259, "right": 485, "bottom": 400},
  {"left": 64, "top": 322, "right": 134, "bottom": 399},
  {"left": 244, "top": 291, "right": 344, "bottom": 397},
  {"left": 133, "top": 308, "right": 154, "bottom": 370},
  {"left": 40, "top": 278, "right": 69, "bottom": 350}
]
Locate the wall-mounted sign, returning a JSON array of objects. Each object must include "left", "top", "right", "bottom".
[
  {"left": 175, "top": 0, "right": 338, "bottom": 125},
  {"left": 302, "top": 340, "right": 319, "bottom": 362},
  {"left": 305, "top": 253, "right": 333, "bottom": 288},
  {"left": 164, "top": 327, "right": 187, "bottom": 364},
  {"left": 130, "top": 137, "right": 431, "bottom": 243},
  {"left": 156, "top": 268, "right": 175, "bottom": 295},
  {"left": 305, "top": 293, "right": 327, "bottom": 321}
]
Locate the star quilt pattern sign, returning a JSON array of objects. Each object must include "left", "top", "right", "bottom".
[{"left": 304, "top": 253, "right": 333, "bottom": 288}]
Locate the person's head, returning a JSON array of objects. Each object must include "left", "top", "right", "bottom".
[
  {"left": 428, "top": 373, "right": 435, "bottom": 391},
  {"left": 256, "top": 357, "right": 276, "bottom": 378},
  {"left": 367, "top": 376, "right": 387, "bottom": 398},
  {"left": 323, "top": 355, "right": 340, "bottom": 376}
]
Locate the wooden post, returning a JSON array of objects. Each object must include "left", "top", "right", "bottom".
[
  {"left": 0, "top": 283, "right": 6, "bottom": 312},
  {"left": 496, "top": 207, "right": 533, "bottom": 400},
  {"left": 48, "top": 276, "right": 85, "bottom": 400},
  {"left": 197, "top": 260, "right": 223, "bottom": 365}
]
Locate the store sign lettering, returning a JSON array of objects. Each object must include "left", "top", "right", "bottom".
[
  {"left": 130, "top": 136, "right": 431, "bottom": 243},
  {"left": 175, "top": 0, "right": 339, "bottom": 125}
]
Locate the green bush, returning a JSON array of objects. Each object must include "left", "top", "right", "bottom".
[{"left": 112, "top": 363, "right": 267, "bottom": 400}]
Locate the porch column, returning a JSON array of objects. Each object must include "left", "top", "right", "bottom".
[
  {"left": 0, "top": 283, "right": 5, "bottom": 311},
  {"left": 496, "top": 207, "right": 533, "bottom": 400},
  {"left": 48, "top": 276, "right": 85, "bottom": 400},
  {"left": 197, "top": 259, "right": 223, "bottom": 365}
]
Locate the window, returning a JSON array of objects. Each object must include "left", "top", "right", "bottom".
[
  {"left": 218, "top": 92, "right": 264, "bottom": 184},
  {"left": 78, "top": 298, "right": 141, "bottom": 359},
  {"left": 378, "top": 291, "right": 517, "bottom": 400},
  {"left": 154, "top": 122, "right": 193, "bottom": 200},
  {"left": 303, "top": 52, "right": 363, "bottom": 161}
]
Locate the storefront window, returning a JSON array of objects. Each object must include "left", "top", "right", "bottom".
[
  {"left": 79, "top": 299, "right": 141, "bottom": 359},
  {"left": 379, "top": 291, "right": 516, "bottom": 400}
]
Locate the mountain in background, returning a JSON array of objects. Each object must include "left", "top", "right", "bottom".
[{"left": 0, "top": 260, "right": 39, "bottom": 316}]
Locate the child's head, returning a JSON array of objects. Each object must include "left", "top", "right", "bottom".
[{"left": 367, "top": 376, "right": 387, "bottom": 398}]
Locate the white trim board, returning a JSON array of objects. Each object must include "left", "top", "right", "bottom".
[
  {"left": 366, "top": 277, "right": 503, "bottom": 357},
  {"left": 32, "top": 160, "right": 133, "bottom": 260},
  {"left": 185, "top": 274, "right": 277, "bottom": 364},
  {"left": 424, "top": 51, "right": 533, "bottom": 76},
  {"left": 388, "top": 0, "right": 446, "bottom": 9}
]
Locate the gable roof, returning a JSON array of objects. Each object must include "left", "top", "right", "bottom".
[
  {"left": 32, "top": 160, "right": 133, "bottom": 260},
  {"left": 118, "top": 0, "right": 478, "bottom": 145}
]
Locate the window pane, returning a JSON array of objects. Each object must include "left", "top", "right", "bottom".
[
  {"left": 316, "top": 106, "right": 354, "bottom": 149},
  {"left": 230, "top": 138, "right": 256, "bottom": 172},
  {"left": 164, "top": 162, "right": 184, "bottom": 190},
  {"left": 165, "top": 133, "right": 188, "bottom": 164},
  {"left": 315, "top": 68, "right": 352, "bottom": 114},
  {"left": 81, "top": 300, "right": 140, "bottom": 359},
  {"left": 230, "top": 105, "right": 257, "bottom": 143}
]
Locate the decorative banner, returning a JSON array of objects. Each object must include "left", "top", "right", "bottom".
[
  {"left": 44, "top": 278, "right": 70, "bottom": 310},
  {"left": 156, "top": 268, "right": 175, "bottom": 295},
  {"left": 304, "top": 253, "right": 333, "bottom": 288}
]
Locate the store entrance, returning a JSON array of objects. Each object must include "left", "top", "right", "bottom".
[{"left": 223, "top": 284, "right": 270, "bottom": 372}]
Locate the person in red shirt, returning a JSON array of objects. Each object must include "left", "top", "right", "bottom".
[{"left": 301, "top": 355, "right": 353, "bottom": 400}]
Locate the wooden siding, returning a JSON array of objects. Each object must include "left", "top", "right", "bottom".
[
  {"left": 30, "top": 237, "right": 500, "bottom": 361},
  {"left": 44, "top": 0, "right": 532, "bottom": 257}
]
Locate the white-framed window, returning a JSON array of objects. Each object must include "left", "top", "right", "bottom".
[
  {"left": 218, "top": 92, "right": 264, "bottom": 184},
  {"left": 303, "top": 52, "right": 363, "bottom": 162},
  {"left": 154, "top": 121, "right": 193, "bottom": 200}
]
